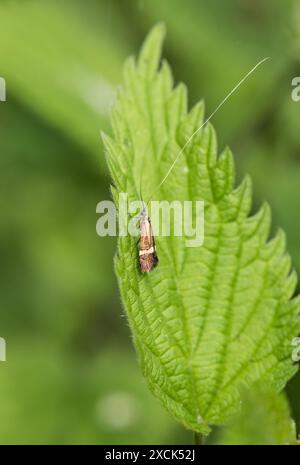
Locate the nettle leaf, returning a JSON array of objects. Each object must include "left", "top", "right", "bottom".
[
  {"left": 217, "top": 386, "right": 298, "bottom": 445},
  {"left": 102, "top": 24, "right": 300, "bottom": 434}
]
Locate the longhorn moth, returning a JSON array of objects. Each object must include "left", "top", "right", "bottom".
[{"left": 136, "top": 58, "right": 269, "bottom": 273}]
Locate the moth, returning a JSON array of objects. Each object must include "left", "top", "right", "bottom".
[
  {"left": 135, "top": 58, "right": 268, "bottom": 273},
  {"left": 139, "top": 207, "right": 158, "bottom": 273}
]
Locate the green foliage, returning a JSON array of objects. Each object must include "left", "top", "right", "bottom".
[
  {"left": 1, "top": 0, "right": 300, "bottom": 445},
  {"left": 0, "top": 340, "right": 175, "bottom": 444},
  {"left": 217, "top": 386, "right": 298, "bottom": 445},
  {"left": 131, "top": 0, "right": 293, "bottom": 145},
  {"left": 103, "top": 24, "right": 300, "bottom": 434},
  {"left": 0, "top": 0, "right": 127, "bottom": 167}
]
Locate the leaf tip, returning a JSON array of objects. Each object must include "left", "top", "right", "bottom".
[{"left": 138, "top": 22, "right": 166, "bottom": 77}]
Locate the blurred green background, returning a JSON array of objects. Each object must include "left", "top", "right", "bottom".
[{"left": 0, "top": 0, "right": 299, "bottom": 444}]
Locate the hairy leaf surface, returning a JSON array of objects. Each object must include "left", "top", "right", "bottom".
[{"left": 103, "top": 24, "right": 300, "bottom": 433}]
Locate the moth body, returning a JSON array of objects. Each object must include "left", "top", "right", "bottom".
[{"left": 139, "top": 208, "right": 158, "bottom": 273}]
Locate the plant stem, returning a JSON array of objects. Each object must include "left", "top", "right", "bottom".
[{"left": 194, "top": 432, "right": 206, "bottom": 445}]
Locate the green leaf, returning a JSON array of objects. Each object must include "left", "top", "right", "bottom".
[
  {"left": 0, "top": 0, "right": 127, "bottom": 167},
  {"left": 216, "top": 386, "right": 298, "bottom": 445},
  {"left": 133, "top": 0, "right": 291, "bottom": 144},
  {"left": 103, "top": 24, "right": 300, "bottom": 434}
]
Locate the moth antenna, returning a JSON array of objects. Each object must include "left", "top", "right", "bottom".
[
  {"left": 138, "top": 142, "right": 150, "bottom": 215},
  {"left": 146, "top": 57, "right": 270, "bottom": 205},
  {"left": 139, "top": 150, "right": 147, "bottom": 216},
  {"left": 139, "top": 181, "right": 146, "bottom": 215}
]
